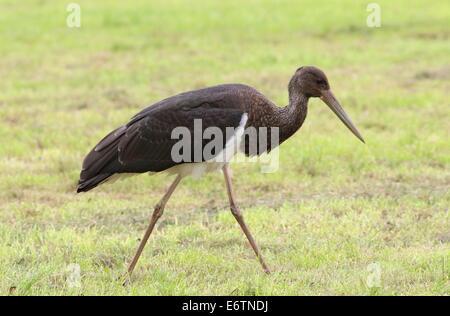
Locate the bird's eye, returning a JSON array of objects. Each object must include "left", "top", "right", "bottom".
[{"left": 316, "top": 79, "right": 325, "bottom": 85}]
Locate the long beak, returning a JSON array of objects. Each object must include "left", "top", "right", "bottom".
[{"left": 320, "top": 90, "right": 365, "bottom": 143}]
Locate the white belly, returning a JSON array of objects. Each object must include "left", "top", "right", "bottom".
[
  {"left": 164, "top": 161, "right": 226, "bottom": 178},
  {"left": 165, "top": 112, "right": 248, "bottom": 178}
]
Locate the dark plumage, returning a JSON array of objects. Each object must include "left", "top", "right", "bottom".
[
  {"left": 77, "top": 66, "right": 364, "bottom": 278},
  {"left": 79, "top": 84, "right": 257, "bottom": 192}
]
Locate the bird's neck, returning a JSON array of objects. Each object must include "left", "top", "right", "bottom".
[{"left": 274, "top": 90, "right": 309, "bottom": 144}]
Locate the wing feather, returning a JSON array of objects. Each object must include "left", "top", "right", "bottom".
[{"left": 77, "top": 84, "right": 259, "bottom": 192}]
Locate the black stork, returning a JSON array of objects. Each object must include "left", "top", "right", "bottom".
[{"left": 77, "top": 66, "right": 364, "bottom": 279}]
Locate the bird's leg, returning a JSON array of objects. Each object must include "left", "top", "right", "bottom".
[
  {"left": 222, "top": 165, "right": 271, "bottom": 274},
  {"left": 121, "top": 175, "right": 182, "bottom": 283}
]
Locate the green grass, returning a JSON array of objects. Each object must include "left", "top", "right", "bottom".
[{"left": 0, "top": 0, "right": 449, "bottom": 296}]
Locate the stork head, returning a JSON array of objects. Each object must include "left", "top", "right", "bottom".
[{"left": 290, "top": 66, "right": 365, "bottom": 143}]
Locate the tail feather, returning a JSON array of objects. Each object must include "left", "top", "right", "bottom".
[
  {"left": 77, "top": 126, "right": 125, "bottom": 193},
  {"left": 77, "top": 173, "right": 113, "bottom": 193}
]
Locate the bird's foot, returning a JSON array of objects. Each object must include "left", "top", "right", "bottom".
[
  {"left": 261, "top": 264, "right": 272, "bottom": 275},
  {"left": 117, "top": 271, "right": 132, "bottom": 286}
]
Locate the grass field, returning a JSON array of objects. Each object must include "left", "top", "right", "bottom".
[{"left": 0, "top": 0, "right": 449, "bottom": 296}]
